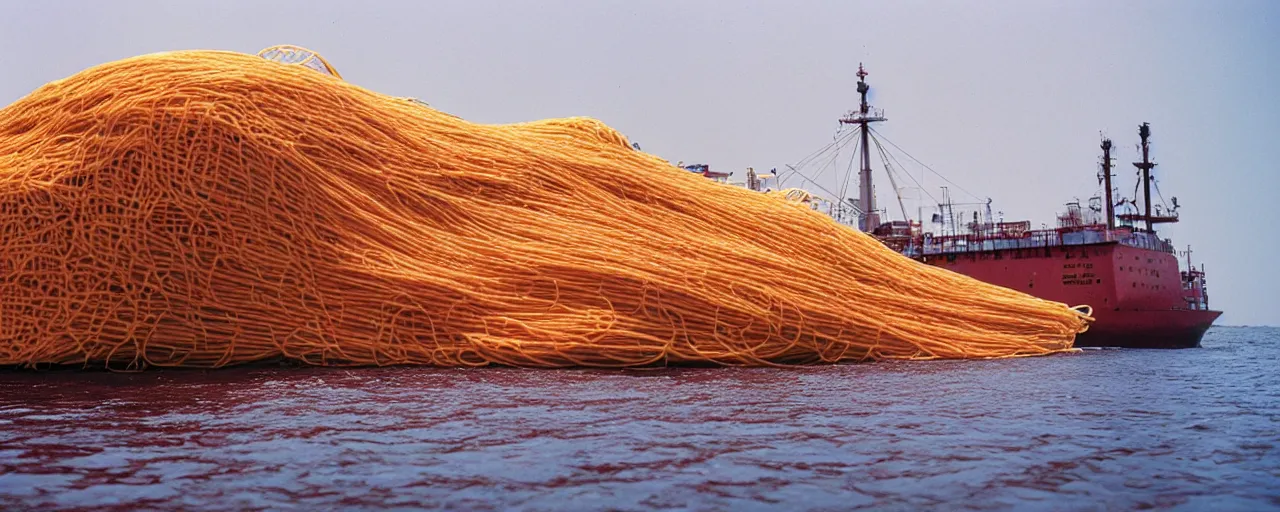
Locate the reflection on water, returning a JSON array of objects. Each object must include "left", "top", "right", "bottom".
[{"left": 2, "top": 327, "right": 1278, "bottom": 511}]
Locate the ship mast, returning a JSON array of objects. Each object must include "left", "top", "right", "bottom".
[
  {"left": 1116, "top": 122, "right": 1172, "bottom": 231},
  {"left": 1116, "top": 122, "right": 1178, "bottom": 232},
  {"left": 839, "top": 63, "right": 887, "bottom": 232},
  {"left": 1101, "top": 137, "right": 1115, "bottom": 229},
  {"left": 1135, "top": 123, "right": 1156, "bottom": 232}
]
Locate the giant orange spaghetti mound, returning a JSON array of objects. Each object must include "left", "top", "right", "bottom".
[{"left": 0, "top": 51, "right": 1091, "bottom": 369}]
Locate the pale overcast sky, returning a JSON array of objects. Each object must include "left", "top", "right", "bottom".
[{"left": 2, "top": 0, "right": 1276, "bottom": 325}]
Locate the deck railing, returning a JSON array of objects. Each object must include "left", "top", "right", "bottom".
[{"left": 900, "top": 226, "right": 1174, "bottom": 257}]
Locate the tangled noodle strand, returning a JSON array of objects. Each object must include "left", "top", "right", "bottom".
[{"left": 0, "top": 50, "right": 1092, "bottom": 370}]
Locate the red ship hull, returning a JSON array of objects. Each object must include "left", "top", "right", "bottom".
[
  {"left": 917, "top": 240, "right": 1220, "bottom": 349},
  {"left": 1073, "top": 308, "right": 1221, "bottom": 348}
]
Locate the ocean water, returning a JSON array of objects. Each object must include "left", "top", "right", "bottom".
[{"left": 1, "top": 326, "right": 1277, "bottom": 511}]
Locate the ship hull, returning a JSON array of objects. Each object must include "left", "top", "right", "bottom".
[
  {"left": 916, "top": 240, "right": 1220, "bottom": 349},
  {"left": 1074, "top": 308, "right": 1222, "bottom": 348}
]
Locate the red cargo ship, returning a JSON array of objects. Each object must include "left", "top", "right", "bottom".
[
  {"left": 881, "top": 125, "right": 1221, "bottom": 348},
  {"left": 706, "top": 65, "right": 1221, "bottom": 348}
]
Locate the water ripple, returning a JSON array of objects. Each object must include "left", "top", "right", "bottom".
[{"left": 2, "top": 327, "right": 1279, "bottom": 511}]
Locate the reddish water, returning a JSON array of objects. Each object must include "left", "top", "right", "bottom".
[{"left": 2, "top": 327, "right": 1278, "bottom": 511}]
